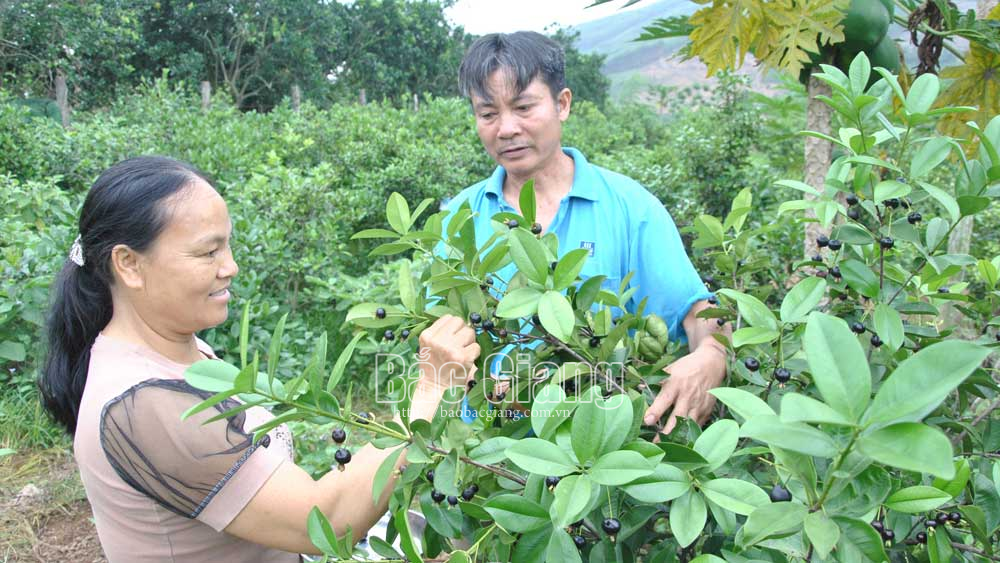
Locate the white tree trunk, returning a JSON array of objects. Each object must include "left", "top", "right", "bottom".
[{"left": 804, "top": 75, "right": 833, "bottom": 259}]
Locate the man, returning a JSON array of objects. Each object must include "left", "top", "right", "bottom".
[{"left": 448, "top": 31, "right": 729, "bottom": 435}]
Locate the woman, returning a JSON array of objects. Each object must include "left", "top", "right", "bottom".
[{"left": 39, "top": 156, "right": 479, "bottom": 562}]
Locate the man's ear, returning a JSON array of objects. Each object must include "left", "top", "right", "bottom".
[
  {"left": 557, "top": 88, "right": 573, "bottom": 121},
  {"left": 110, "top": 244, "right": 144, "bottom": 290}
]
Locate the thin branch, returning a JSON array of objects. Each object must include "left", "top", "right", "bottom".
[{"left": 952, "top": 394, "right": 1000, "bottom": 447}]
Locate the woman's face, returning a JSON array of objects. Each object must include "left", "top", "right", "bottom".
[{"left": 129, "top": 179, "right": 239, "bottom": 335}]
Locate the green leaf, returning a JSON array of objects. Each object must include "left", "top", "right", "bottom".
[
  {"left": 399, "top": 260, "right": 415, "bottom": 311},
  {"left": 508, "top": 229, "right": 549, "bottom": 285},
  {"left": 857, "top": 423, "right": 955, "bottom": 479},
  {"left": 506, "top": 438, "right": 577, "bottom": 476},
  {"left": 589, "top": 451, "right": 654, "bottom": 485},
  {"left": 804, "top": 511, "right": 840, "bottom": 560},
  {"left": 927, "top": 525, "right": 955, "bottom": 563},
  {"left": 496, "top": 288, "right": 542, "bottom": 318},
  {"left": 872, "top": 304, "right": 904, "bottom": 353},
  {"left": 549, "top": 475, "right": 596, "bottom": 528},
  {"left": 905, "top": 73, "right": 940, "bottom": 115},
  {"left": 740, "top": 415, "right": 839, "bottom": 458},
  {"left": 239, "top": 301, "right": 250, "bottom": 368},
  {"left": 266, "top": 313, "right": 287, "bottom": 388},
  {"left": 932, "top": 459, "right": 970, "bottom": 499},
  {"left": 741, "top": 502, "right": 807, "bottom": 547},
  {"left": 732, "top": 326, "right": 779, "bottom": 347},
  {"left": 571, "top": 393, "right": 603, "bottom": 464},
  {"left": 393, "top": 507, "right": 423, "bottom": 562},
  {"left": 700, "top": 479, "right": 769, "bottom": 516},
  {"left": 884, "top": 486, "right": 951, "bottom": 513},
  {"left": 371, "top": 448, "right": 403, "bottom": 504},
  {"left": 185, "top": 359, "right": 240, "bottom": 393},
  {"left": 670, "top": 491, "right": 707, "bottom": 547},
  {"left": 622, "top": 463, "right": 690, "bottom": 503},
  {"left": 780, "top": 393, "right": 854, "bottom": 426},
  {"left": 545, "top": 528, "right": 582, "bottom": 563},
  {"left": 918, "top": 182, "right": 960, "bottom": 223},
  {"left": 717, "top": 289, "right": 777, "bottom": 331},
  {"left": 839, "top": 259, "right": 879, "bottom": 299},
  {"left": 350, "top": 228, "right": 400, "bottom": 240},
  {"left": 0, "top": 341, "right": 25, "bottom": 362},
  {"left": 709, "top": 388, "right": 775, "bottom": 421},
  {"left": 780, "top": 277, "right": 827, "bottom": 323},
  {"left": 910, "top": 136, "right": 951, "bottom": 180},
  {"left": 520, "top": 180, "right": 537, "bottom": 225},
  {"left": 484, "top": 495, "right": 550, "bottom": 533},
  {"left": 864, "top": 340, "right": 990, "bottom": 426},
  {"left": 531, "top": 383, "right": 572, "bottom": 439},
  {"left": 469, "top": 437, "right": 518, "bottom": 465},
  {"left": 597, "top": 393, "right": 634, "bottom": 456},
  {"left": 959, "top": 504, "right": 990, "bottom": 548},
  {"left": 538, "top": 291, "right": 575, "bottom": 343},
  {"left": 693, "top": 419, "right": 739, "bottom": 472},
  {"left": 804, "top": 312, "right": 871, "bottom": 422},
  {"left": 346, "top": 303, "right": 406, "bottom": 328},
  {"left": 307, "top": 506, "right": 339, "bottom": 555},
  {"left": 873, "top": 180, "right": 911, "bottom": 202},
  {"left": 775, "top": 179, "right": 821, "bottom": 197},
  {"left": 832, "top": 223, "right": 875, "bottom": 245},
  {"left": 387, "top": 192, "right": 411, "bottom": 234},
  {"left": 512, "top": 527, "right": 551, "bottom": 563},
  {"left": 553, "top": 248, "right": 589, "bottom": 291},
  {"left": 327, "top": 332, "right": 365, "bottom": 393},
  {"left": 834, "top": 516, "right": 887, "bottom": 563}
]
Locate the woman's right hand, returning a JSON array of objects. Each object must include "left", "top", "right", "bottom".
[{"left": 416, "top": 315, "right": 480, "bottom": 391}]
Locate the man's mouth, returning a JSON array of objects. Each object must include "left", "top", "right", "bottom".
[{"left": 209, "top": 287, "right": 230, "bottom": 298}]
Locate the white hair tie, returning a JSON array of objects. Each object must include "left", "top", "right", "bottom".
[{"left": 69, "top": 235, "right": 85, "bottom": 267}]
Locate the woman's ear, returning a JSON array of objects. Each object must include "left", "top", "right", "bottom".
[{"left": 110, "top": 244, "right": 144, "bottom": 290}]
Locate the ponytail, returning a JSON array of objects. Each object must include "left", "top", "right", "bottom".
[
  {"left": 37, "top": 156, "right": 212, "bottom": 436},
  {"left": 40, "top": 261, "right": 113, "bottom": 434}
]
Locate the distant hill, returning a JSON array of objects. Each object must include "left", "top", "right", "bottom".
[{"left": 569, "top": 0, "right": 980, "bottom": 103}]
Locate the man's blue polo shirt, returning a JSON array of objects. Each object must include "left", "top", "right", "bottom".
[{"left": 446, "top": 147, "right": 711, "bottom": 343}]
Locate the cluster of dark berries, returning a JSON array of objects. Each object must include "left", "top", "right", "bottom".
[{"left": 870, "top": 520, "right": 893, "bottom": 543}]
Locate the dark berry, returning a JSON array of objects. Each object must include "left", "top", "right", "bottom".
[
  {"left": 774, "top": 368, "right": 791, "bottom": 384},
  {"left": 871, "top": 520, "right": 884, "bottom": 532},
  {"left": 498, "top": 329, "right": 508, "bottom": 338},
  {"left": 716, "top": 318, "right": 726, "bottom": 327},
  {"left": 506, "top": 219, "right": 519, "bottom": 229},
  {"left": 375, "top": 307, "right": 386, "bottom": 319},
  {"left": 817, "top": 235, "right": 830, "bottom": 248},
  {"left": 879, "top": 237, "right": 894, "bottom": 250},
  {"left": 926, "top": 519, "right": 938, "bottom": 529},
  {"left": 426, "top": 470, "right": 435, "bottom": 482},
  {"left": 882, "top": 529, "right": 894, "bottom": 542},
  {"left": 384, "top": 330, "right": 395, "bottom": 341},
  {"left": 470, "top": 312, "right": 482, "bottom": 324},
  {"left": 870, "top": 334, "right": 883, "bottom": 348},
  {"left": 468, "top": 378, "right": 477, "bottom": 389},
  {"left": 356, "top": 412, "right": 371, "bottom": 424},
  {"left": 531, "top": 222, "right": 542, "bottom": 234},
  {"left": 744, "top": 357, "right": 760, "bottom": 372},
  {"left": 495, "top": 392, "right": 506, "bottom": 402},
  {"left": 550, "top": 261, "right": 558, "bottom": 271},
  {"left": 936, "top": 513, "right": 950, "bottom": 525},
  {"left": 949, "top": 511, "right": 961, "bottom": 523},
  {"left": 916, "top": 532, "right": 927, "bottom": 544},
  {"left": 602, "top": 518, "right": 621, "bottom": 536},
  {"left": 707, "top": 295, "right": 718, "bottom": 305},
  {"left": 830, "top": 266, "right": 841, "bottom": 278},
  {"left": 461, "top": 485, "right": 478, "bottom": 502},
  {"left": 400, "top": 329, "right": 410, "bottom": 339},
  {"left": 897, "top": 176, "right": 907, "bottom": 184},
  {"left": 812, "top": 254, "right": 823, "bottom": 262},
  {"left": 848, "top": 208, "right": 861, "bottom": 220},
  {"left": 883, "top": 198, "right": 900, "bottom": 209},
  {"left": 334, "top": 448, "right": 352, "bottom": 465},
  {"left": 850, "top": 321, "right": 866, "bottom": 334},
  {"left": 431, "top": 490, "right": 445, "bottom": 503},
  {"left": 573, "top": 535, "right": 586, "bottom": 549},
  {"left": 846, "top": 194, "right": 859, "bottom": 206},
  {"left": 482, "top": 319, "right": 495, "bottom": 330},
  {"left": 769, "top": 484, "right": 792, "bottom": 502},
  {"left": 545, "top": 476, "right": 561, "bottom": 489},
  {"left": 447, "top": 495, "right": 459, "bottom": 506},
  {"left": 703, "top": 275, "right": 716, "bottom": 287},
  {"left": 827, "top": 239, "right": 843, "bottom": 251},
  {"left": 331, "top": 428, "right": 346, "bottom": 444},
  {"left": 908, "top": 212, "right": 922, "bottom": 224},
  {"left": 938, "top": 287, "right": 949, "bottom": 294},
  {"left": 589, "top": 336, "right": 601, "bottom": 348}
]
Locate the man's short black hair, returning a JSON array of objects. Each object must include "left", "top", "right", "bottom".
[{"left": 458, "top": 31, "right": 566, "bottom": 103}]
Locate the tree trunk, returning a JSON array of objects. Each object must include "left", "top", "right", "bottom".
[
  {"left": 804, "top": 75, "right": 834, "bottom": 259},
  {"left": 201, "top": 81, "right": 212, "bottom": 112},
  {"left": 291, "top": 84, "right": 301, "bottom": 112},
  {"left": 359, "top": 88, "right": 367, "bottom": 105},
  {"left": 55, "top": 69, "right": 70, "bottom": 128}
]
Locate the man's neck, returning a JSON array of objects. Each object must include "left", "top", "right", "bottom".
[{"left": 502, "top": 150, "right": 575, "bottom": 211}]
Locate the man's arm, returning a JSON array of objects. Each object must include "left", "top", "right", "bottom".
[{"left": 642, "top": 300, "right": 731, "bottom": 436}]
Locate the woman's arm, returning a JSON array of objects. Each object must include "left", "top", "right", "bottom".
[{"left": 224, "top": 315, "right": 479, "bottom": 554}]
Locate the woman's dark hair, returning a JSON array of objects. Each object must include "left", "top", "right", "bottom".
[
  {"left": 40, "top": 156, "right": 212, "bottom": 435},
  {"left": 458, "top": 31, "right": 566, "bottom": 103}
]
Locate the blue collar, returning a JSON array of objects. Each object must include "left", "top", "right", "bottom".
[{"left": 484, "top": 147, "right": 600, "bottom": 203}]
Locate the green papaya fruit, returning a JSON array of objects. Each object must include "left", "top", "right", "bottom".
[
  {"left": 878, "top": 0, "right": 894, "bottom": 18},
  {"left": 639, "top": 335, "right": 665, "bottom": 362},
  {"left": 867, "top": 33, "right": 901, "bottom": 75},
  {"left": 841, "top": 0, "right": 891, "bottom": 53},
  {"left": 646, "top": 314, "right": 668, "bottom": 341}
]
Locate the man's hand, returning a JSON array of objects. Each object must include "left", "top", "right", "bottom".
[
  {"left": 643, "top": 344, "right": 727, "bottom": 438},
  {"left": 417, "top": 315, "right": 481, "bottom": 391}
]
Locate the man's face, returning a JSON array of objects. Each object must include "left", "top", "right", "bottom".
[{"left": 471, "top": 71, "right": 572, "bottom": 179}]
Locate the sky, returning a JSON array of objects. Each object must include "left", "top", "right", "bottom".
[{"left": 445, "top": 0, "right": 643, "bottom": 35}]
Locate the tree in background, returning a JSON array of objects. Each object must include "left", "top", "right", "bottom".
[{"left": 550, "top": 27, "right": 611, "bottom": 109}]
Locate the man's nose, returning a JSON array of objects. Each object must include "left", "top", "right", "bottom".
[{"left": 496, "top": 111, "right": 520, "bottom": 138}]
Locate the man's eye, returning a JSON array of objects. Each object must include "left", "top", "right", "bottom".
[
  {"left": 517, "top": 105, "right": 530, "bottom": 111},
  {"left": 205, "top": 248, "right": 219, "bottom": 257},
  {"left": 480, "top": 113, "right": 496, "bottom": 119}
]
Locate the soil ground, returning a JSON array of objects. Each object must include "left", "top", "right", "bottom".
[{"left": 0, "top": 449, "right": 105, "bottom": 563}]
